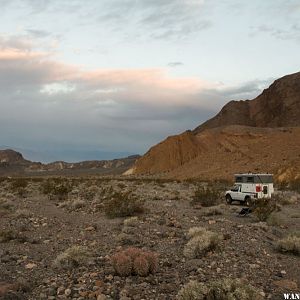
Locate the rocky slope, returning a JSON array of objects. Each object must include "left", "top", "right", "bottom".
[
  {"left": 0, "top": 149, "right": 139, "bottom": 176},
  {"left": 194, "top": 72, "right": 300, "bottom": 133},
  {"left": 133, "top": 72, "right": 300, "bottom": 181}
]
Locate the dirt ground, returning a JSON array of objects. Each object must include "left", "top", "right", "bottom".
[{"left": 0, "top": 177, "right": 300, "bottom": 300}]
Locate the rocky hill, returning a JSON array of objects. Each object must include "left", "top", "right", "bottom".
[
  {"left": 194, "top": 72, "right": 300, "bottom": 133},
  {"left": 0, "top": 149, "right": 139, "bottom": 176},
  {"left": 133, "top": 72, "right": 300, "bottom": 181}
]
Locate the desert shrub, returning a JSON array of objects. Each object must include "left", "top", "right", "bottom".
[
  {"left": 10, "top": 178, "right": 28, "bottom": 190},
  {"left": 266, "top": 213, "right": 285, "bottom": 226},
  {"left": 276, "top": 235, "right": 300, "bottom": 256},
  {"left": 177, "top": 278, "right": 263, "bottom": 300},
  {"left": 191, "top": 186, "right": 220, "bottom": 207},
  {"left": 0, "top": 230, "right": 16, "bottom": 242},
  {"left": 111, "top": 247, "right": 158, "bottom": 277},
  {"left": 0, "top": 229, "right": 26, "bottom": 243},
  {"left": 9, "top": 178, "right": 29, "bottom": 197},
  {"left": 104, "top": 191, "right": 144, "bottom": 218},
  {"left": 14, "top": 209, "right": 32, "bottom": 218},
  {"left": 201, "top": 206, "right": 223, "bottom": 216},
  {"left": 253, "top": 198, "right": 276, "bottom": 222},
  {"left": 71, "top": 199, "right": 86, "bottom": 209},
  {"left": 290, "top": 178, "right": 300, "bottom": 193},
  {"left": 124, "top": 216, "right": 139, "bottom": 227},
  {"left": 184, "top": 227, "right": 222, "bottom": 259},
  {"left": 40, "top": 179, "right": 72, "bottom": 200},
  {"left": 54, "top": 246, "right": 91, "bottom": 269}
]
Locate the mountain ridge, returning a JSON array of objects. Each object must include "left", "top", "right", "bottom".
[
  {"left": 133, "top": 71, "right": 300, "bottom": 181},
  {"left": 0, "top": 148, "right": 140, "bottom": 176}
]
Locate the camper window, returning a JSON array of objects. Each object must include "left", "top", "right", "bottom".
[
  {"left": 247, "top": 176, "right": 254, "bottom": 183},
  {"left": 236, "top": 177, "right": 242, "bottom": 183}
]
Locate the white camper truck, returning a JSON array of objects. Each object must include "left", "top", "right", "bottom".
[{"left": 225, "top": 174, "right": 274, "bottom": 205}]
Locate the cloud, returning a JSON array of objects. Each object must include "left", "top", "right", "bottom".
[
  {"left": 26, "top": 29, "right": 52, "bottom": 38},
  {"left": 168, "top": 62, "right": 184, "bottom": 68},
  {"left": 0, "top": 35, "right": 268, "bottom": 159},
  {"left": 251, "top": 24, "right": 300, "bottom": 43},
  {"left": 99, "top": 0, "right": 212, "bottom": 40}
]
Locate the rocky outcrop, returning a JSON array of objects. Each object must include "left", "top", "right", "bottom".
[{"left": 194, "top": 72, "right": 300, "bottom": 133}]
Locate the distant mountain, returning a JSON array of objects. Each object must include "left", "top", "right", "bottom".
[
  {"left": 132, "top": 72, "right": 300, "bottom": 181},
  {"left": 0, "top": 149, "right": 140, "bottom": 176}
]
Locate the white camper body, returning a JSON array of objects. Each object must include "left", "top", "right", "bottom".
[{"left": 225, "top": 173, "right": 274, "bottom": 204}]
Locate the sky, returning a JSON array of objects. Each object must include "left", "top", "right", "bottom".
[{"left": 0, "top": 0, "right": 299, "bottom": 162}]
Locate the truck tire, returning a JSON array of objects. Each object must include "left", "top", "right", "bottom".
[
  {"left": 243, "top": 196, "right": 251, "bottom": 207},
  {"left": 225, "top": 194, "right": 232, "bottom": 204}
]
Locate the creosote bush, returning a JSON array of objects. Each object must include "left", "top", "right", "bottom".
[
  {"left": 104, "top": 191, "right": 144, "bottom": 218},
  {"left": 177, "top": 278, "right": 263, "bottom": 300},
  {"left": 124, "top": 216, "right": 139, "bottom": 227},
  {"left": 184, "top": 227, "right": 222, "bottom": 259},
  {"left": 9, "top": 178, "right": 29, "bottom": 197},
  {"left": 111, "top": 247, "right": 158, "bottom": 276},
  {"left": 40, "top": 178, "right": 72, "bottom": 200},
  {"left": 276, "top": 235, "right": 300, "bottom": 256},
  {"left": 0, "top": 229, "right": 27, "bottom": 243},
  {"left": 54, "top": 245, "right": 91, "bottom": 269},
  {"left": 253, "top": 198, "right": 276, "bottom": 222},
  {"left": 191, "top": 186, "right": 220, "bottom": 207}
]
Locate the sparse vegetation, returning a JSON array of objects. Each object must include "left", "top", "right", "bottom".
[
  {"left": 266, "top": 212, "right": 285, "bottom": 227},
  {"left": 200, "top": 205, "right": 224, "bottom": 216},
  {"left": 184, "top": 227, "right": 222, "bottom": 258},
  {"left": 111, "top": 247, "right": 158, "bottom": 276},
  {"left": 276, "top": 234, "right": 300, "bottom": 256},
  {"left": 104, "top": 191, "right": 144, "bottom": 218},
  {"left": 177, "top": 278, "right": 263, "bottom": 300},
  {"left": 40, "top": 178, "right": 72, "bottom": 200},
  {"left": 124, "top": 216, "right": 139, "bottom": 227},
  {"left": 253, "top": 198, "right": 276, "bottom": 222},
  {"left": 54, "top": 246, "right": 91, "bottom": 269},
  {"left": 191, "top": 185, "right": 220, "bottom": 207},
  {"left": 0, "top": 229, "right": 26, "bottom": 243},
  {"left": 9, "top": 178, "right": 29, "bottom": 197}
]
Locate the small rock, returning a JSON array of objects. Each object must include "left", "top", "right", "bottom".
[
  {"left": 64, "top": 288, "right": 72, "bottom": 296},
  {"left": 25, "top": 263, "right": 37, "bottom": 269}
]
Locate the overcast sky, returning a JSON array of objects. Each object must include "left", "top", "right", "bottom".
[{"left": 0, "top": 0, "right": 299, "bottom": 162}]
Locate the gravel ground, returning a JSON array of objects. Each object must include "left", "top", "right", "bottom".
[{"left": 0, "top": 178, "right": 299, "bottom": 299}]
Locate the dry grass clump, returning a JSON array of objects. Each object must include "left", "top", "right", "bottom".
[
  {"left": 276, "top": 235, "right": 300, "bottom": 256},
  {"left": 54, "top": 245, "right": 91, "bottom": 269},
  {"left": 123, "top": 216, "right": 139, "bottom": 227},
  {"left": 104, "top": 191, "right": 144, "bottom": 218},
  {"left": 177, "top": 278, "right": 263, "bottom": 300},
  {"left": 111, "top": 247, "right": 158, "bottom": 276},
  {"left": 191, "top": 186, "right": 220, "bottom": 207},
  {"left": 14, "top": 209, "right": 32, "bottom": 218},
  {"left": 201, "top": 205, "right": 223, "bottom": 216},
  {"left": 184, "top": 227, "right": 222, "bottom": 259},
  {"left": 253, "top": 199, "right": 276, "bottom": 222}
]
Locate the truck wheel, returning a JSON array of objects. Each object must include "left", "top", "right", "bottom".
[
  {"left": 244, "top": 196, "right": 251, "bottom": 207},
  {"left": 225, "top": 194, "right": 232, "bottom": 204}
]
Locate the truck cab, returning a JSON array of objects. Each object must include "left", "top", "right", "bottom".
[{"left": 225, "top": 173, "right": 274, "bottom": 205}]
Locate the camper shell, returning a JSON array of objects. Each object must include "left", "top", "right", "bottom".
[{"left": 225, "top": 173, "right": 274, "bottom": 205}]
